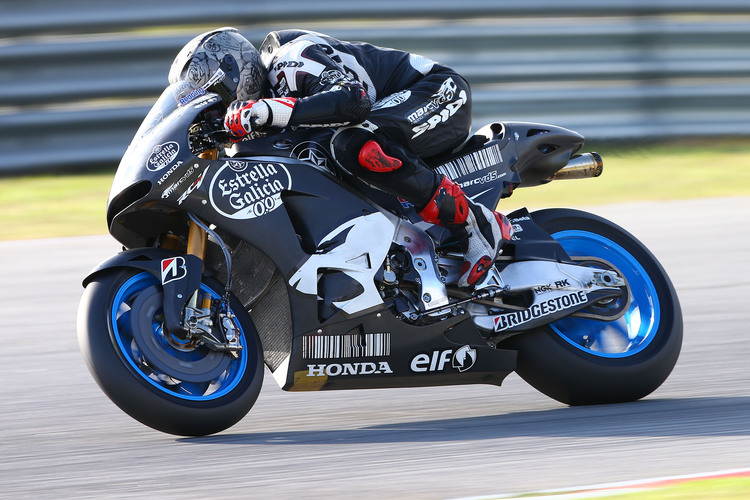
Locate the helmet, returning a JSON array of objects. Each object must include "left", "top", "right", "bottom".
[{"left": 168, "top": 27, "right": 267, "bottom": 101}]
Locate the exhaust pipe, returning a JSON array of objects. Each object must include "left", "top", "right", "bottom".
[{"left": 548, "top": 152, "right": 603, "bottom": 180}]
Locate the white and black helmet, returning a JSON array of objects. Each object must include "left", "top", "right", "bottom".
[{"left": 168, "top": 27, "right": 266, "bottom": 101}]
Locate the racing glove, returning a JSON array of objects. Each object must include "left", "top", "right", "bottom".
[{"left": 224, "top": 97, "right": 297, "bottom": 137}]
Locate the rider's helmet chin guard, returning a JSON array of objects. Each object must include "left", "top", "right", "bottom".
[{"left": 168, "top": 27, "right": 267, "bottom": 102}]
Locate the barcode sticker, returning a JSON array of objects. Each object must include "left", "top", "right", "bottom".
[
  {"left": 302, "top": 333, "right": 391, "bottom": 359},
  {"left": 435, "top": 143, "right": 503, "bottom": 180}
]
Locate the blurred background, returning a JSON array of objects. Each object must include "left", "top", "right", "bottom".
[
  {"left": 1, "top": 6, "right": 750, "bottom": 498},
  {"left": 1, "top": 0, "right": 749, "bottom": 175}
]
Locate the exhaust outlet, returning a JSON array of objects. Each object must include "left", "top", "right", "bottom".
[{"left": 548, "top": 152, "right": 603, "bottom": 180}]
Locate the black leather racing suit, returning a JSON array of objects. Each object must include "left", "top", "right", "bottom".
[{"left": 259, "top": 29, "right": 473, "bottom": 209}]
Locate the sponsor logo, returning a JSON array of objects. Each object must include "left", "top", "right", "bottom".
[
  {"left": 410, "top": 89, "right": 468, "bottom": 139},
  {"left": 509, "top": 215, "right": 531, "bottom": 240},
  {"left": 372, "top": 90, "right": 411, "bottom": 110},
  {"left": 209, "top": 161, "right": 291, "bottom": 219},
  {"left": 306, "top": 362, "right": 393, "bottom": 377},
  {"left": 203, "top": 68, "right": 226, "bottom": 90},
  {"left": 147, "top": 142, "right": 179, "bottom": 172},
  {"left": 452, "top": 345, "right": 477, "bottom": 372},
  {"left": 192, "top": 95, "right": 219, "bottom": 109},
  {"left": 407, "top": 78, "right": 458, "bottom": 124},
  {"left": 178, "top": 87, "right": 206, "bottom": 106},
  {"left": 274, "top": 60, "right": 304, "bottom": 71},
  {"left": 161, "top": 257, "right": 187, "bottom": 285},
  {"left": 157, "top": 161, "right": 182, "bottom": 186},
  {"left": 176, "top": 167, "right": 208, "bottom": 205},
  {"left": 274, "top": 75, "right": 290, "bottom": 97},
  {"left": 493, "top": 291, "right": 588, "bottom": 332},
  {"left": 397, "top": 197, "right": 414, "bottom": 209},
  {"left": 510, "top": 216, "right": 531, "bottom": 223},
  {"left": 458, "top": 171, "right": 506, "bottom": 189},
  {"left": 291, "top": 141, "right": 333, "bottom": 171},
  {"left": 407, "top": 77, "right": 463, "bottom": 127},
  {"left": 161, "top": 163, "right": 200, "bottom": 199},
  {"left": 319, "top": 69, "right": 353, "bottom": 86},
  {"left": 410, "top": 345, "right": 477, "bottom": 373},
  {"left": 533, "top": 279, "right": 572, "bottom": 295}
]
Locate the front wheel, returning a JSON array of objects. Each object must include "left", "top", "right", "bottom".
[
  {"left": 499, "top": 209, "right": 682, "bottom": 405},
  {"left": 77, "top": 269, "right": 264, "bottom": 436}
]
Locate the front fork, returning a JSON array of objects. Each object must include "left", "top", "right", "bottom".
[
  {"left": 185, "top": 149, "right": 215, "bottom": 258},
  {"left": 184, "top": 149, "right": 212, "bottom": 311},
  {"left": 185, "top": 218, "right": 207, "bottom": 309},
  {"left": 170, "top": 149, "right": 242, "bottom": 357}
]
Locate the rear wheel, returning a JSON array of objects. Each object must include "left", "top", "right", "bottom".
[
  {"left": 499, "top": 209, "right": 682, "bottom": 405},
  {"left": 78, "top": 269, "right": 264, "bottom": 436}
]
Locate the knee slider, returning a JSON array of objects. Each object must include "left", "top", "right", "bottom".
[
  {"left": 331, "top": 127, "right": 374, "bottom": 169},
  {"left": 331, "top": 127, "right": 403, "bottom": 173},
  {"left": 358, "top": 140, "right": 403, "bottom": 172}
]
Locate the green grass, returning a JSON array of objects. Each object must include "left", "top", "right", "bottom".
[
  {"left": 1, "top": 138, "right": 749, "bottom": 241},
  {"left": 0, "top": 172, "right": 113, "bottom": 240},
  {"left": 604, "top": 476, "right": 750, "bottom": 499},
  {"left": 523, "top": 476, "right": 750, "bottom": 500},
  {"left": 505, "top": 138, "right": 750, "bottom": 210}
]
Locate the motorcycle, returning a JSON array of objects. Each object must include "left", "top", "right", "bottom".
[{"left": 77, "top": 75, "right": 682, "bottom": 436}]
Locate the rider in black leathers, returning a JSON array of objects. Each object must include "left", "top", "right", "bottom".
[{"left": 169, "top": 27, "right": 512, "bottom": 289}]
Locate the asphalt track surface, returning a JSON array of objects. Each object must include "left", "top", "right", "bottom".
[{"left": 1, "top": 197, "right": 749, "bottom": 500}]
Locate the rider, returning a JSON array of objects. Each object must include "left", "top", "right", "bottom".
[{"left": 169, "top": 27, "right": 512, "bottom": 289}]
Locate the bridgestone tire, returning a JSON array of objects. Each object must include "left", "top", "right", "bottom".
[
  {"left": 78, "top": 269, "right": 264, "bottom": 436},
  {"left": 499, "top": 209, "right": 682, "bottom": 405}
]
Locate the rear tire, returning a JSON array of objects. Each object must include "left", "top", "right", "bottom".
[
  {"left": 78, "top": 269, "right": 264, "bottom": 436},
  {"left": 499, "top": 209, "right": 682, "bottom": 405}
]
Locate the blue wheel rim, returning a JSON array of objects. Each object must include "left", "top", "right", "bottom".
[
  {"left": 110, "top": 272, "right": 248, "bottom": 400},
  {"left": 549, "top": 230, "right": 660, "bottom": 358}
]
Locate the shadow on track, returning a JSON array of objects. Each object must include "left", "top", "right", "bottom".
[{"left": 177, "top": 396, "right": 750, "bottom": 445}]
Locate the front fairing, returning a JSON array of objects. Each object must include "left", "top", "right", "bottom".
[
  {"left": 106, "top": 81, "right": 224, "bottom": 245},
  {"left": 104, "top": 79, "right": 384, "bottom": 269},
  {"left": 109, "top": 81, "right": 221, "bottom": 204}
]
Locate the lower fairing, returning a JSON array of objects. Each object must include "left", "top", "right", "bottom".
[{"left": 270, "top": 308, "right": 517, "bottom": 391}]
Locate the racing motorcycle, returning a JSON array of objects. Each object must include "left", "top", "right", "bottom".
[{"left": 77, "top": 74, "right": 682, "bottom": 437}]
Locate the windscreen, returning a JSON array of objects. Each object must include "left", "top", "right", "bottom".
[
  {"left": 133, "top": 80, "right": 208, "bottom": 140},
  {"left": 110, "top": 79, "right": 217, "bottom": 206}
]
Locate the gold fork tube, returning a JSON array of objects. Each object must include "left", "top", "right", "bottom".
[
  {"left": 184, "top": 148, "right": 218, "bottom": 308},
  {"left": 186, "top": 148, "right": 219, "bottom": 260},
  {"left": 187, "top": 220, "right": 207, "bottom": 260}
]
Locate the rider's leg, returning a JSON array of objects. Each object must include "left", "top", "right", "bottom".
[
  {"left": 418, "top": 174, "right": 513, "bottom": 288},
  {"left": 331, "top": 127, "right": 512, "bottom": 288}
]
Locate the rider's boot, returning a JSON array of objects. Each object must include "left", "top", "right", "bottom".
[{"left": 418, "top": 175, "right": 513, "bottom": 288}]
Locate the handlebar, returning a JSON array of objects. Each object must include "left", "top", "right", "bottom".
[{"left": 189, "top": 108, "right": 231, "bottom": 154}]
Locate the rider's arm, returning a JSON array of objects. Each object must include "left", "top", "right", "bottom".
[
  {"left": 269, "top": 41, "right": 372, "bottom": 127},
  {"left": 225, "top": 40, "right": 372, "bottom": 136},
  {"left": 287, "top": 79, "right": 371, "bottom": 127}
]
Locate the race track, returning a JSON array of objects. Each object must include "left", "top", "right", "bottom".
[{"left": 1, "top": 197, "right": 749, "bottom": 500}]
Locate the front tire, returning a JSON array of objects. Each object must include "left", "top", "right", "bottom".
[
  {"left": 77, "top": 269, "right": 264, "bottom": 436},
  {"left": 499, "top": 209, "right": 682, "bottom": 405}
]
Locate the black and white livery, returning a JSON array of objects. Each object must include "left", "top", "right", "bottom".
[{"left": 77, "top": 70, "right": 682, "bottom": 436}]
